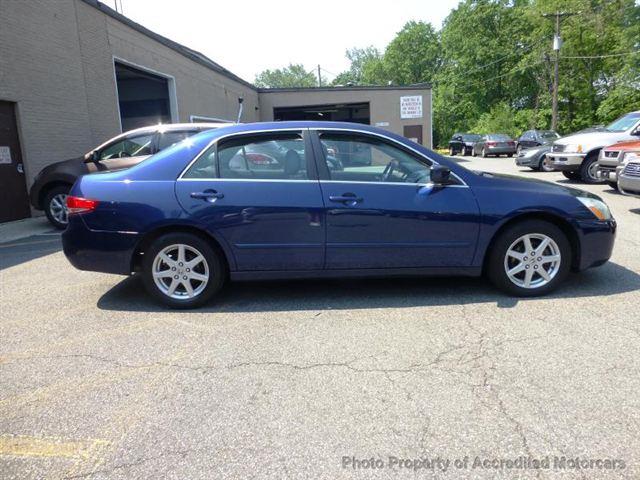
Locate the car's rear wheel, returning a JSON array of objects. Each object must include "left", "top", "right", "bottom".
[
  {"left": 142, "top": 232, "right": 225, "bottom": 309},
  {"left": 606, "top": 181, "right": 618, "bottom": 190},
  {"left": 449, "top": 146, "right": 456, "bottom": 156},
  {"left": 44, "top": 185, "right": 71, "bottom": 229},
  {"left": 579, "top": 153, "right": 603, "bottom": 184},
  {"left": 482, "top": 148, "right": 488, "bottom": 158},
  {"left": 487, "top": 220, "right": 571, "bottom": 297},
  {"left": 516, "top": 145, "right": 522, "bottom": 155}
]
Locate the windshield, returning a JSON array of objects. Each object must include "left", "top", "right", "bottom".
[
  {"left": 539, "top": 131, "right": 559, "bottom": 139},
  {"left": 606, "top": 112, "right": 640, "bottom": 132}
]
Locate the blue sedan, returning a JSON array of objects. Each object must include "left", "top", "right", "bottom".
[{"left": 62, "top": 122, "right": 616, "bottom": 308}]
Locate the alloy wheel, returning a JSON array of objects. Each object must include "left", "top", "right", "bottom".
[
  {"left": 152, "top": 244, "right": 210, "bottom": 299},
  {"left": 541, "top": 156, "right": 554, "bottom": 172},
  {"left": 587, "top": 161, "right": 600, "bottom": 181},
  {"left": 503, "top": 233, "right": 561, "bottom": 289},
  {"left": 49, "top": 193, "right": 68, "bottom": 225}
]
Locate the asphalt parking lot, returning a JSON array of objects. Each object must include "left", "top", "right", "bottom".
[{"left": 1, "top": 155, "right": 639, "bottom": 479}]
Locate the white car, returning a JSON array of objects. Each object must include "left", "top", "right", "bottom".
[{"left": 546, "top": 111, "right": 640, "bottom": 183}]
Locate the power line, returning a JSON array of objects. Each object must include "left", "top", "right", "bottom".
[
  {"left": 561, "top": 50, "right": 640, "bottom": 59},
  {"left": 461, "top": 39, "right": 544, "bottom": 76}
]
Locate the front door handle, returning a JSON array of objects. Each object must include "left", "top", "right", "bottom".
[
  {"left": 329, "top": 193, "right": 363, "bottom": 205},
  {"left": 190, "top": 189, "right": 224, "bottom": 202}
]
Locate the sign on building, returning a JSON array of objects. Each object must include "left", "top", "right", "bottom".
[{"left": 400, "top": 95, "right": 423, "bottom": 119}]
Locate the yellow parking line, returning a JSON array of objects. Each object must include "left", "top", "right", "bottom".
[{"left": 0, "top": 435, "right": 109, "bottom": 460}]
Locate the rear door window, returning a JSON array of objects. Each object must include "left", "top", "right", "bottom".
[{"left": 183, "top": 132, "right": 309, "bottom": 180}]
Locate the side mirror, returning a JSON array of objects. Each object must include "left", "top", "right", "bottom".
[
  {"left": 631, "top": 128, "right": 640, "bottom": 137},
  {"left": 431, "top": 165, "right": 452, "bottom": 185}
]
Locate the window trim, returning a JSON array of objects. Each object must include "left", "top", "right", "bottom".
[
  {"left": 178, "top": 126, "right": 467, "bottom": 187},
  {"left": 178, "top": 129, "right": 317, "bottom": 181}
]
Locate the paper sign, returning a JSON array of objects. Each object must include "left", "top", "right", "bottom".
[
  {"left": 0, "top": 146, "right": 11, "bottom": 164},
  {"left": 400, "top": 96, "right": 423, "bottom": 119}
]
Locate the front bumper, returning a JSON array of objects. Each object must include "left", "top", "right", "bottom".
[
  {"left": 515, "top": 154, "right": 538, "bottom": 167},
  {"left": 547, "top": 152, "right": 585, "bottom": 171},
  {"left": 596, "top": 163, "right": 623, "bottom": 182},
  {"left": 575, "top": 218, "right": 617, "bottom": 271},
  {"left": 62, "top": 215, "right": 139, "bottom": 275},
  {"left": 618, "top": 173, "right": 640, "bottom": 198}
]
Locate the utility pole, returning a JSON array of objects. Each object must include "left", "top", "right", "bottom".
[
  {"left": 317, "top": 65, "right": 322, "bottom": 87},
  {"left": 542, "top": 11, "right": 575, "bottom": 131}
]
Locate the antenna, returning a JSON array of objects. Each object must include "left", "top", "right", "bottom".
[{"left": 236, "top": 97, "right": 244, "bottom": 124}]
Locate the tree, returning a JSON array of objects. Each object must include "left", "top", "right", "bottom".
[
  {"left": 331, "top": 47, "right": 382, "bottom": 86},
  {"left": 254, "top": 64, "right": 318, "bottom": 88}
]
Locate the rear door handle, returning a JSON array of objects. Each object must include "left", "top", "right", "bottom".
[
  {"left": 329, "top": 193, "right": 363, "bottom": 205},
  {"left": 190, "top": 189, "right": 224, "bottom": 202}
]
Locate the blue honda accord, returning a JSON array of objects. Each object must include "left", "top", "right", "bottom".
[{"left": 62, "top": 122, "right": 616, "bottom": 308}]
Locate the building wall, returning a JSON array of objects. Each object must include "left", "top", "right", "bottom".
[
  {"left": 0, "top": 0, "right": 258, "bottom": 189},
  {"left": 259, "top": 87, "right": 433, "bottom": 147}
]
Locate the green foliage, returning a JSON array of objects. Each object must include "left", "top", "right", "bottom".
[
  {"left": 331, "top": 47, "right": 382, "bottom": 86},
  {"left": 336, "top": 0, "right": 640, "bottom": 146},
  {"left": 254, "top": 64, "right": 318, "bottom": 88}
]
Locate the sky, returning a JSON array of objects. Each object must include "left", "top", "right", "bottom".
[{"left": 115, "top": 0, "right": 461, "bottom": 83}]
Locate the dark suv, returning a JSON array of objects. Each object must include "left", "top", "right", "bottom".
[{"left": 30, "top": 123, "right": 229, "bottom": 228}]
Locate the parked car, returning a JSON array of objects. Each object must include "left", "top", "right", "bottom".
[
  {"left": 516, "top": 130, "right": 560, "bottom": 154},
  {"left": 29, "top": 122, "right": 230, "bottom": 229},
  {"left": 595, "top": 140, "right": 640, "bottom": 189},
  {"left": 61, "top": 121, "right": 616, "bottom": 308},
  {"left": 546, "top": 111, "right": 640, "bottom": 184},
  {"left": 448, "top": 133, "right": 482, "bottom": 156},
  {"left": 618, "top": 154, "right": 640, "bottom": 198},
  {"left": 471, "top": 134, "right": 517, "bottom": 157},
  {"left": 515, "top": 144, "right": 554, "bottom": 172}
]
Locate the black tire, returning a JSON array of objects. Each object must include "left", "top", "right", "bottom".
[
  {"left": 507, "top": 153, "right": 513, "bottom": 158},
  {"left": 562, "top": 171, "right": 580, "bottom": 181},
  {"left": 481, "top": 148, "right": 488, "bottom": 158},
  {"left": 516, "top": 145, "right": 522, "bottom": 155},
  {"left": 606, "top": 181, "right": 618, "bottom": 190},
  {"left": 43, "top": 185, "right": 71, "bottom": 229},
  {"left": 449, "top": 146, "right": 456, "bottom": 156},
  {"left": 471, "top": 148, "right": 476, "bottom": 157},
  {"left": 486, "top": 219, "right": 571, "bottom": 297},
  {"left": 142, "top": 232, "right": 226, "bottom": 309},
  {"left": 579, "top": 152, "right": 604, "bottom": 184}
]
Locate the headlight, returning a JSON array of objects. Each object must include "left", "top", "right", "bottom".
[
  {"left": 577, "top": 196, "right": 612, "bottom": 221},
  {"left": 565, "top": 144, "right": 584, "bottom": 154},
  {"left": 620, "top": 152, "right": 640, "bottom": 164}
]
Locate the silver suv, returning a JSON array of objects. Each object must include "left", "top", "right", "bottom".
[{"left": 547, "top": 112, "right": 640, "bottom": 183}]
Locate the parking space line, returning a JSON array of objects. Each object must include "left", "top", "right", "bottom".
[{"left": 0, "top": 434, "right": 109, "bottom": 460}]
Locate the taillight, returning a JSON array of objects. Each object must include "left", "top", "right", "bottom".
[
  {"left": 246, "top": 153, "right": 275, "bottom": 165},
  {"left": 66, "top": 196, "right": 99, "bottom": 214},
  {"left": 486, "top": 141, "right": 497, "bottom": 146}
]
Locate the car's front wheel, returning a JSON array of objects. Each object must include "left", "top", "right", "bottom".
[
  {"left": 449, "top": 146, "right": 456, "bottom": 156},
  {"left": 44, "top": 185, "right": 71, "bottom": 229},
  {"left": 538, "top": 155, "right": 554, "bottom": 172},
  {"left": 562, "top": 171, "right": 581, "bottom": 181},
  {"left": 579, "top": 153, "right": 603, "bottom": 184},
  {"left": 487, "top": 220, "right": 571, "bottom": 297},
  {"left": 142, "top": 232, "right": 225, "bottom": 308}
]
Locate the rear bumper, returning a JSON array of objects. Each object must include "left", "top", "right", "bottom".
[
  {"left": 486, "top": 146, "right": 516, "bottom": 154},
  {"left": 548, "top": 152, "right": 585, "bottom": 171},
  {"left": 62, "top": 216, "right": 139, "bottom": 275},
  {"left": 576, "top": 219, "right": 616, "bottom": 271}
]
